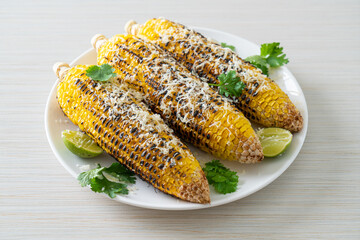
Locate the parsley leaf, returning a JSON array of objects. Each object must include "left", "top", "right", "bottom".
[
  {"left": 221, "top": 42, "right": 236, "bottom": 51},
  {"left": 77, "top": 162, "right": 136, "bottom": 198},
  {"left": 202, "top": 160, "right": 239, "bottom": 194},
  {"left": 245, "top": 42, "right": 289, "bottom": 76},
  {"left": 86, "top": 64, "right": 116, "bottom": 82},
  {"left": 209, "top": 70, "right": 245, "bottom": 98}
]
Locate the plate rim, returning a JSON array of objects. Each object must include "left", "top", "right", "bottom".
[{"left": 45, "top": 27, "right": 308, "bottom": 210}]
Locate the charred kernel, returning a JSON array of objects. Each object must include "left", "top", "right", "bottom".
[
  {"left": 150, "top": 144, "right": 156, "bottom": 150},
  {"left": 122, "top": 145, "right": 126, "bottom": 151},
  {"left": 119, "top": 132, "right": 124, "bottom": 139},
  {"left": 253, "top": 82, "right": 259, "bottom": 87},
  {"left": 176, "top": 156, "right": 182, "bottom": 160},
  {"left": 152, "top": 156, "right": 156, "bottom": 161},
  {"left": 248, "top": 89, "right": 253, "bottom": 94},
  {"left": 134, "top": 155, "right": 139, "bottom": 161},
  {"left": 158, "top": 163, "right": 164, "bottom": 169},
  {"left": 153, "top": 169, "right": 157, "bottom": 174},
  {"left": 146, "top": 153, "right": 151, "bottom": 159},
  {"left": 130, "top": 127, "right": 137, "bottom": 133},
  {"left": 148, "top": 164, "right": 153, "bottom": 171},
  {"left": 119, "top": 142, "right": 123, "bottom": 149},
  {"left": 98, "top": 127, "right": 102, "bottom": 133},
  {"left": 173, "top": 152, "right": 180, "bottom": 157},
  {"left": 241, "top": 94, "right": 246, "bottom": 100},
  {"left": 134, "top": 145, "right": 139, "bottom": 152},
  {"left": 141, "top": 151, "right": 147, "bottom": 157},
  {"left": 253, "top": 92, "right": 258, "bottom": 97},
  {"left": 193, "top": 110, "right": 199, "bottom": 117},
  {"left": 166, "top": 157, "right": 172, "bottom": 163},
  {"left": 130, "top": 152, "right": 134, "bottom": 158},
  {"left": 111, "top": 137, "right": 115, "bottom": 143},
  {"left": 145, "top": 162, "right": 149, "bottom": 167},
  {"left": 207, "top": 134, "right": 210, "bottom": 139},
  {"left": 114, "top": 139, "right": 118, "bottom": 145},
  {"left": 139, "top": 160, "right": 143, "bottom": 165},
  {"left": 94, "top": 124, "right": 98, "bottom": 130},
  {"left": 245, "top": 98, "right": 250, "bottom": 104}
]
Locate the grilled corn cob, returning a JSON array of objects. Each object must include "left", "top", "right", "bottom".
[
  {"left": 53, "top": 62, "right": 210, "bottom": 203},
  {"left": 92, "top": 34, "right": 263, "bottom": 163},
  {"left": 126, "top": 18, "right": 303, "bottom": 132}
]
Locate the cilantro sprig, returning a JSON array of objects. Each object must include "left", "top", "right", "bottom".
[
  {"left": 209, "top": 70, "right": 245, "bottom": 98},
  {"left": 202, "top": 160, "right": 239, "bottom": 194},
  {"left": 86, "top": 64, "right": 116, "bottom": 82},
  {"left": 245, "top": 42, "right": 289, "bottom": 76},
  {"left": 78, "top": 162, "right": 136, "bottom": 198},
  {"left": 221, "top": 42, "right": 236, "bottom": 51}
]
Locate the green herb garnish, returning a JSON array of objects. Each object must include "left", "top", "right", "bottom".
[
  {"left": 85, "top": 64, "right": 116, "bottom": 82},
  {"left": 209, "top": 70, "right": 245, "bottom": 97},
  {"left": 221, "top": 42, "right": 236, "bottom": 51},
  {"left": 245, "top": 42, "right": 289, "bottom": 76},
  {"left": 78, "top": 162, "right": 136, "bottom": 198},
  {"left": 202, "top": 160, "right": 239, "bottom": 194}
]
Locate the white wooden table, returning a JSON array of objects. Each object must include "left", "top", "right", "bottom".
[{"left": 1, "top": 0, "right": 359, "bottom": 239}]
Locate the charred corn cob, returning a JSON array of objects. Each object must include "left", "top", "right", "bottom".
[
  {"left": 92, "top": 34, "right": 263, "bottom": 163},
  {"left": 54, "top": 62, "right": 210, "bottom": 203},
  {"left": 126, "top": 18, "right": 303, "bottom": 132}
]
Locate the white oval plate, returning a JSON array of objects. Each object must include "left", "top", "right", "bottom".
[{"left": 45, "top": 27, "right": 308, "bottom": 210}]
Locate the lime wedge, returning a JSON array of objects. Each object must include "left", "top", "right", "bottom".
[
  {"left": 256, "top": 128, "right": 293, "bottom": 157},
  {"left": 62, "top": 130, "right": 103, "bottom": 158}
]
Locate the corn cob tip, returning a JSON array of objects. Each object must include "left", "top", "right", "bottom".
[
  {"left": 284, "top": 106, "right": 304, "bottom": 132},
  {"left": 53, "top": 62, "right": 70, "bottom": 80},
  {"left": 179, "top": 172, "right": 210, "bottom": 204},
  {"left": 237, "top": 136, "right": 264, "bottom": 163},
  {"left": 125, "top": 20, "right": 140, "bottom": 35},
  {"left": 91, "top": 34, "right": 107, "bottom": 51}
]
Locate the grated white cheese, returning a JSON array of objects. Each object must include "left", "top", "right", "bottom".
[{"left": 154, "top": 23, "right": 270, "bottom": 93}]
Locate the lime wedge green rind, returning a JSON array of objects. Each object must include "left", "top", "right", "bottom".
[
  {"left": 62, "top": 130, "right": 103, "bottom": 158},
  {"left": 256, "top": 128, "right": 293, "bottom": 158}
]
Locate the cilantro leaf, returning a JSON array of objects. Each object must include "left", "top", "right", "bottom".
[
  {"left": 103, "top": 162, "right": 136, "bottom": 184},
  {"left": 209, "top": 70, "right": 245, "bottom": 98},
  {"left": 245, "top": 55, "right": 269, "bottom": 76},
  {"left": 90, "top": 177, "right": 129, "bottom": 198},
  {"left": 260, "top": 42, "right": 289, "bottom": 67},
  {"left": 77, "top": 165, "right": 105, "bottom": 187},
  {"left": 86, "top": 64, "right": 116, "bottom": 82},
  {"left": 221, "top": 42, "right": 236, "bottom": 51},
  {"left": 245, "top": 42, "right": 289, "bottom": 76},
  {"left": 77, "top": 162, "right": 136, "bottom": 198},
  {"left": 202, "top": 160, "right": 239, "bottom": 194}
]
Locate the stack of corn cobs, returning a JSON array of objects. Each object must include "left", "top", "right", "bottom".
[{"left": 54, "top": 18, "right": 303, "bottom": 204}]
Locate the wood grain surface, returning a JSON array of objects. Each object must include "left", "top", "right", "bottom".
[{"left": 1, "top": 0, "right": 359, "bottom": 239}]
